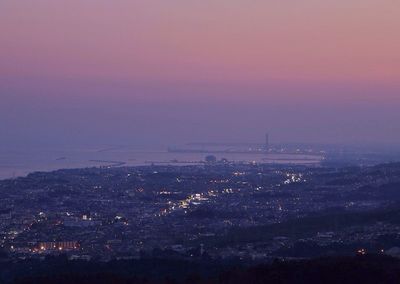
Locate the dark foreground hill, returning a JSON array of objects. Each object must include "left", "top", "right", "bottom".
[{"left": 5, "top": 254, "right": 400, "bottom": 284}]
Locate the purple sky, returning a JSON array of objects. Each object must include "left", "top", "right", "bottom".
[{"left": 1, "top": 1, "right": 400, "bottom": 149}]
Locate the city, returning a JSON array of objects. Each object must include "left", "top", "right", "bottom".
[{"left": 2, "top": 154, "right": 400, "bottom": 263}]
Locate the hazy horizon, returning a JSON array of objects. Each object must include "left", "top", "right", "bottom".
[{"left": 1, "top": 1, "right": 400, "bottom": 150}]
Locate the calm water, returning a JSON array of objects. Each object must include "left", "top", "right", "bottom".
[{"left": 0, "top": 147, "right": 322, "bottom": 180}]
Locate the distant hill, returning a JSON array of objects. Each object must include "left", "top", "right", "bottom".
[{"left": 204, "top": 203, "right": 400, "bottom": 247}]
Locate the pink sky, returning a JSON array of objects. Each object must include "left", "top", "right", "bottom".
[
  {"left": 1, "top": 1, "right": 400, "bottom": 146},
  {"left": 1, "top": 0, "right": 399, "bottom": 85}
]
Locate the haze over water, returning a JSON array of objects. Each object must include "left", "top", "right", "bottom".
[{"left": 0, "top": 144, "right": 326, "bottom": 180}]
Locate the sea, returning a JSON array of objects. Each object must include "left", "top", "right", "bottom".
[{"left": 0, "top": 146, "right": 322, "bottom": 180}]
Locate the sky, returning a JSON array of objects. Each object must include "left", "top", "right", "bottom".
[{"left": 1, "top": 0, "right": 400, "bottom": 149}]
